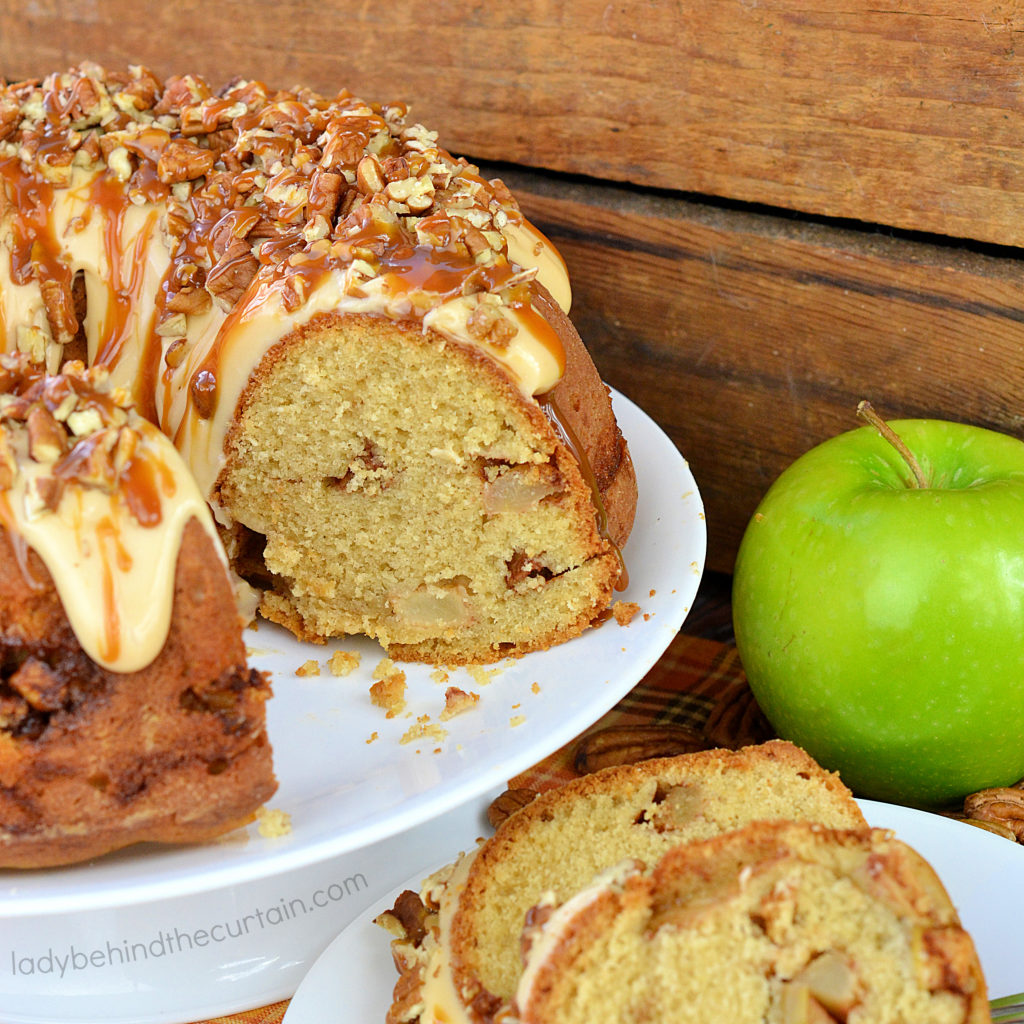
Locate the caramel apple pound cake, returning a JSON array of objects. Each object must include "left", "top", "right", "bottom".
[
  {"left": 514, "top": 822, "right": 989, "bottom": 1024},
  {"left": 0, "top": 355, "right": 275, "bottom": 868},
  {"left": 0, "top": 64, "right": 636, "bottom": 664},
  {"left": 376, "top": 741, "right": 869, "bottom": 1024}
]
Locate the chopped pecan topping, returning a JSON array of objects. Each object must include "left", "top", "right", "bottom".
[
  {"left": 26, "top": 404, "right": 67, "bottom": 463},
  {"left": 0, "top": 61, "right": 535, "bottom": 350},
  {"left": 157, "top": 138, "right": 215, "bottom": 184},
  {"left": 39, "top": 277, "right": 79, "bottom": 344},
  {"left": 382, "top": 889, "right": 431, "bottom": 945},
  {"left": 206, "top": 240, "right": 260, "bottom": 306}
]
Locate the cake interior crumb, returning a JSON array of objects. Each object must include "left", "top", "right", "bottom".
[
  {"left": 255, "top": 806, "right": 292, "bottom": 838},
  {"left": 328, "top": 649, "right": 361, "bottom": 676},
  {"left": 441, "top": 686, "right": 480, "bottom": 720},
  {"left": 612, "top": 601, "right": 641, "bottom": 626},
  {"left": 370, "top": 671, "right": 407, "bottom": 718}
]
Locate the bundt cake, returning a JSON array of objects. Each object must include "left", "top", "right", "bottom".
[
  {"left": 513, "top": 821, "right": 989, "bottom": 1024},
  {"left": 376, "top": 741, "right": 868, "bottom": 1024},
  {"left": 0, "top": 63, "right": 637, "bottom": 664},
  {"left": 0, "top": 354, "right": 275, "bottom": 868}
]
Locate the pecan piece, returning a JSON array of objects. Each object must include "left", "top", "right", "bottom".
[
  {"left": 165, "top": 286, "right": 212, "bottom": 316},
  {"left": 8, "top": 658, "right": 68, "bottom": 712},
  {"left": 466, "top": 299, "right": 516, "bottom": 347},
  {"left": 487, "top": 787, "right": 537, "bottom": 829},
  {"left": 702, "top": 677, "right": 774, "bottom": 750},
  {"left": 157, "top": 139, "right": 216, "bottom": 184},
  {"left": 0, "top": 96, "right": 20, "bottom": 142},
  {"left": 39, "top": 277, "right": 78, "bottom": 344},
  {"left": 573, "top": 723, "right": 710, "bottom": 774},
  {"left": 378, "top": 889, "right": 431, "bottom": 945},
  {"left": 0, "top": 424, "right": 15, "bottom": 489},
  {"left": 205, "top": 240, "right": 259, "bottom": 307},
  {"left": 962, "top": 786, "right": 1024, "bottom": 841},
  {"left": 307, "top": 168, "right": 344, "bottom": 222},
  {"left": 356, "top": 153, "right": 385, "bottom": 194},
  {"left": 26, "top": 405, "right": 68, "bottom": 463}
]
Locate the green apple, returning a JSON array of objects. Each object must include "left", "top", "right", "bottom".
[{"left": 732, "top": 410, "right": 1024, "bottom": 808}]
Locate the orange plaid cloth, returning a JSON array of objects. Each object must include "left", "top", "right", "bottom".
[{"left": 190, "top": 633, "right": 760, "bottom": 1024}]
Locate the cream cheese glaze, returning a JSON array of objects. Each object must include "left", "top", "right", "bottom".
[
  {"left": 0, "top": 64, "right": 577, "bottom": 663},
  {"left": 0, "top": 356, "right": 224, "bottom": 672},
  {"left": 407, "top": 848, "right": 481, "bottom": 1024}
]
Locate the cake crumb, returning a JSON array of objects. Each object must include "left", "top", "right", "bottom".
[
  {"left": 366, "top": 731, "right": 379, "bottom": 744},
  {"left": 328, "top": 650, "right": 361, "bottom": 676},
  {"left": 296, "top": 658, "right": 321, "bottom": 676},
  {"left": 612, "top": 601, "right": 642, "bottom": 626},
  {"left": 509, "top": 714, "right": 526, "bottom": 728},
  {"left": 255, "top": 806, "right": 292, "bottom": 838},
  {"left": 440, "top": 686, "right": 480, "bottom": 720},
  {"left": 370, "top": 671, "right": 407, "bottom": 718},
  {"left": 649, "top": 589, "right": 657, "bottom": 598},
  {"left": 430, "top": 667, "right": 451, "bottom": 685},
  {"left": 401, "top": 715, "right": 447, "bottom": 745},
  {"left": 373, "top": 657, "right": 398, "bottom": 680},
  {"left": 531, "top": 682, "right": 541, "bottom": 694},
  {"left": 468, "top": 665, "right": 502, "bottom": 687}
]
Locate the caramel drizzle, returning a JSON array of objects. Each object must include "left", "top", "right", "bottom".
[
  {"left": 0, "top": 490, "right": 48, "bottom": 591},
  {"left": 0, "top": 155, "right": 73, "bottom": 297},
  {"left": 87, "top": 172, "right": 162, "bottom": 372},
  {"left": 2, "top": 70, "right": 572, "bottom": 433},
  {"left": 0, "top": 357, "right": 222, "bottom": 672}
]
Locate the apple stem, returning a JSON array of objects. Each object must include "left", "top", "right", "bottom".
[{"left": 856, "top": 401, "right": 929, "bottom": 488}]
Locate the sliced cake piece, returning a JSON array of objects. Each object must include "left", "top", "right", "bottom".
[
  {"left": 378, "top": 741, "right": 867, "bottom": 1023},
  {"left": 515, "top": 821, "right": 989, "bottom": 1024}
]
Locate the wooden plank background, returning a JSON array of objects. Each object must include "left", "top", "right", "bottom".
[
  {"left": 4, "top": 1, "right": 1024, "bottom": 244},
  {"left": 4, "top": 1, "right": 1024, "bottom": 572}
]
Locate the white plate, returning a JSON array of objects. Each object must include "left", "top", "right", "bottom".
[
  {"left": 0, "top": 392, "right": 705, "bottom": 1023},
  {"left": 283, "top": 801, "right": 1024, "bottom": 1024}
]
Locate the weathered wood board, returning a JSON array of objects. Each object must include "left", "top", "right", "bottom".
[{"left": 4, "top": 1, "right": 1024, "bottom": 243}]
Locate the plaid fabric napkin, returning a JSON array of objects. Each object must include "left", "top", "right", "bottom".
[{"left": 190, "top": 632, "right": 760, "bottom": 1024}]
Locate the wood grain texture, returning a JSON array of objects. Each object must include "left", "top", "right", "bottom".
[
  {"left": 499, "top": 169, "right": 1024, "bottom": 572},
  {"left": 3, "top": 1, "right": 1024, "bottom": 244}
]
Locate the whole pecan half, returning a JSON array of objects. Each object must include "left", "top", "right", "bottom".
[
  {"left": 962, "top": 786, "right": 1024, "bottom": 841},
  {"left": 573, "top": 723, "right": 710, "bottom": 775}
]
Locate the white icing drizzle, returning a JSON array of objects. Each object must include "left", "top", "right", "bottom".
[
  {"left": 0, "top": 377, "right": 224, "bottom": 672},
  {"left": 415, "top": 847, "right": 479, "bottom": 1024}
]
